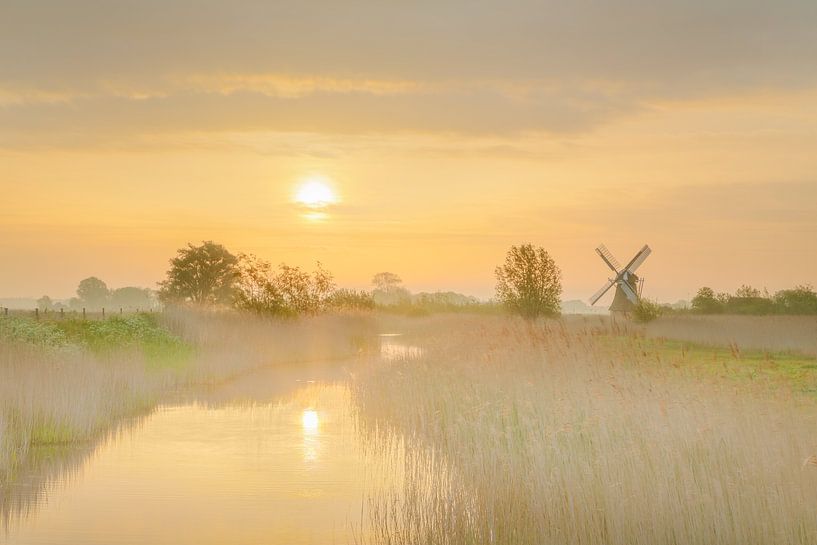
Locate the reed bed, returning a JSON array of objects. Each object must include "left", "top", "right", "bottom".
[
  {"left": 644, "top": 315, "right": 817, "bottom": 356},
  {"left": 353, "top": 315, "right": 817, "bottom": 545},
  {"left": 0, "top": 308, "right": 375, "bottom": 525}
]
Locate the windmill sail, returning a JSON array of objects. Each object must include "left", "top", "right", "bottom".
[
  {"left": 589, "top": 279, "right": 616, "bottom": 305},
  {"left": 622, "top": 245, "right": 651, "bottom": 274},
  {"left": 595, "top": 244, "right": 621, "bottom": 273}
]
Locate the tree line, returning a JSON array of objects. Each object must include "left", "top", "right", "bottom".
[
  {"left": 37, "top": 278, "right": 156, "bottom": 312},
  {"left": 690, "top": 285, "right": 817, "bottom": 315},
  {"left": 156, "top": 241, "right": 564, "bottom": 319}
]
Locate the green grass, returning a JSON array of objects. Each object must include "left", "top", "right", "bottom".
[
  {"left": 0, "top": 313, "right": 192, "bottom": 369},
  {"left": 599, "top": 333, "right": 817, "bottom": 394}
]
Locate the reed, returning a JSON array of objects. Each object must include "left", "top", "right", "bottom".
[{"left": 353, "top": 315, "right": 817, "bottom": 544}]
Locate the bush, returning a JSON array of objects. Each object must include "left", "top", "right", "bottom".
[
  {"left": 632, "top": 298, "right": 662, "bottom": 323},
  {"left": 326, "top": 289, "right": 376, "bottom": 311}
]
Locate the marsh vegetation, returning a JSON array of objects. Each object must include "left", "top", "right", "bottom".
[{"left": 2, "top": 308, "right": 817, "bottom": 544}]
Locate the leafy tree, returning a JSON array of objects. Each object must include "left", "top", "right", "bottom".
[
  {"left": 158, "top": 241, "right": 239, "bottom": 305},
  {"left": 372, "top": 272, "right": 403, "bottom": 291},
  {"left": 37, "top": 295, "right": 54, "bottom": 311},
  {"left": 234, "top": 254, "right": 335, "bottom": 316},
  {"left": 111, "top": 287, "right": 155, "bottom": 310},
  {"left": 77, "top": 277, "right": 110, "bottom": 309},
  {"left": 691, "top": 287, "right": 722, "bottom": 314},
  {"left": 774, "top": 285, "right": 817, "bottom": 314},
  {"left": 726, "top": 285, "right": 775, "bottom": 315},
  {"left": 371, "top": 271, "right": 412, "bottom": 306},
  {"left": 734, "top": 284, "right": 761, "bottom": 298},
  {"left": 495, "top": 244, "right": 562, "bottom": 319}
]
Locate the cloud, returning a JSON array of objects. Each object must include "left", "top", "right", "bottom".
[{"left": 1, "top": 0, "right": 816, "bottom": 146}]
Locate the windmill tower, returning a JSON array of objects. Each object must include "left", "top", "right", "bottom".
[{"left": 589, "top": 244, "right": 652, "bottom": 313}]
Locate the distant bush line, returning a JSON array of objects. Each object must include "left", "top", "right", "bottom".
[{"left": 686, "top": 285, "right": 817, "bottom": 316}]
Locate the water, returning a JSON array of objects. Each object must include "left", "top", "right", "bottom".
[{"left": 2, "top": 363, "right": 384, "bottom": 545}]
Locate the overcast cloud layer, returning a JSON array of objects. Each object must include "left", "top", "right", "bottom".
[{"left": 2, "top": 0, "right": 817, "bottom": 144}]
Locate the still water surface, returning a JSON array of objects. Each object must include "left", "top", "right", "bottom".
[{"left": 1, "top": 338, "right": 420, "bottom": 545}]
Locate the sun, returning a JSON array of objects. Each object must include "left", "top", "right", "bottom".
[{"left": 294, "top": 176, "right": 337, "bottom": 209}]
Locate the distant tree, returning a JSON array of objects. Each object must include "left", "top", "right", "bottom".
[
  {"left": 111, "top": 287, "right": 155, "bottom": 310},
  {"left": 734, "top": 284, "right": 762, "bottom": 298},
  {"left": 726, "top": 284, "right": 775, "bottom": 315},
  {"left": 774, "top": 285, "right": 817, "bottom": 315},
  {"left": 77, "top": 277, "right": 110, "bottom": 309},
  {"left": 371, "top": 271, "right": 412, "bottom": 306},
  {"left": 372, "top": 272, "right": 403, "bottom": 291},
  {"left": 691, "top": 287, "right": 722, "bottom": 314},
  {"left": 36, "top": 295, "right": 54, "bottom": 311},
  {"left": 495, "top": 244, "right": 562, "bottom": 319},
  {"left": 158, "top": 241, "right": 239, "bottom": 305},
  {"left": 234, "top": 254, "right": 335, "bottom": 316}
]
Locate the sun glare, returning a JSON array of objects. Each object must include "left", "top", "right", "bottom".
[
  {"left": 302, "top": 409, "right": 320, "bottom": 432},
  {"left": 294, "top": 176, "right": 337, "bottom": 209}
]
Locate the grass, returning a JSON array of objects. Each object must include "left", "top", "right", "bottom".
[
  {"left": 353, "top": 314, "right": 817, "bottom": 545},
  {"left": 597, "top": 334, "right": 817, "bottom": 395}
]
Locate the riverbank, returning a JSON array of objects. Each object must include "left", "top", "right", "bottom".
[{"left": 0, "top": 308, "right": 375, "bottom": 487}]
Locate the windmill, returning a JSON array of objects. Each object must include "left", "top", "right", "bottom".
[{"left": 589, "top": 244, "right": 652, "bottom": 312}]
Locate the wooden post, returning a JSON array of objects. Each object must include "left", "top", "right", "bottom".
[
  {"left": 60, "top": 308, "right": 64, "bottom": 319},
  {"left": 102, "top": 307, "right": 105, "bottom": 319},
  {"left": 3, "top": 307, "right": 7, "bottom": 316},
  {"left": 120, "top": 308, "right": 123, "bottom": 315},
  {"left": 35, "top": 308, "right": 39, "bottom": 320},
  {"left": 83, "top": 308, "right": 86, "bottom": 320}
]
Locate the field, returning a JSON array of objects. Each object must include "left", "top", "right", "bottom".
[
  {"left": 3, "top": 311, "right": 817, "bottom": 543},
  {"left": 353, "top": 314, "right": 817, "bottom": 544}
]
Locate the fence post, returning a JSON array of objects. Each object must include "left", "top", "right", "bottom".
[
  {"left": 83, "top": 308, "right": 86, "bottom": 320},
  {"left": 35, "top": 308, "right": 39, "bottom": 320},
  {"left": 102, "top": 307, "right": 105, "bottom": 319},
  {"left": 120, "top": 308, "right": 123, "bottom": 315},
  {"left": 3, "top": 307, "right": 7, "bottom": 316},
  {"left": 60, "top": 308, "right": 64, "bottom": 319}
]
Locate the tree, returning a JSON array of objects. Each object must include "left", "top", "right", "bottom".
[
  {"left": 111, "top": 287, "right": 155, "bottom": 310},
  {"left": 37, "top": 295, "right": 54, "bottom": 311},
  {"left": 77, "top": 277, "right": 110, "bottom": 309},
  {"left": 234, "top": 254, "right": 335, "bottom": 316},
  {"left": 495, "top": 244, "right": 562, "bottom": 319},
  {"left": 774, "top": 285, "right": 817, "bottom": 314},
  {"left": 691, "top": 287, "right": 722, "bottom": 314},
  {"left": 158, "top": 241, "right": 239, "bottom": 305},
  {"left": 371, "top": 272, "right": 411, "bottom": 306},
  {"left": 372, "top": 272, "right": 403, "bottom": 291}
]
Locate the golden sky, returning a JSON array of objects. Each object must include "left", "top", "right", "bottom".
[{"left": 2, "top": 0, "right": 816, "bottom": 302}]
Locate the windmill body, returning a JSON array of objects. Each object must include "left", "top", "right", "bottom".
[{"left": 589, "top": 244, "right": 651, "bottom": 313}]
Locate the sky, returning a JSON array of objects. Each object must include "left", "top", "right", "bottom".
[{"left": 2, "top": 0, "right": 816, "bottom": 303}]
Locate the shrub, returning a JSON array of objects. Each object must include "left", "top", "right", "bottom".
[{"left": 632, "top": 298, "right": 663, "bottom": 323}]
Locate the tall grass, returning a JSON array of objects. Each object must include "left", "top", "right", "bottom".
[
  {"left": 0, "top": 307, "right": 376, "bottom": 523},
  {"left": 644, "top": 315, "right": 817, "bottom": 356},
  {"left": 353, "top": 315, "right": 817, "bottom": 544}
]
